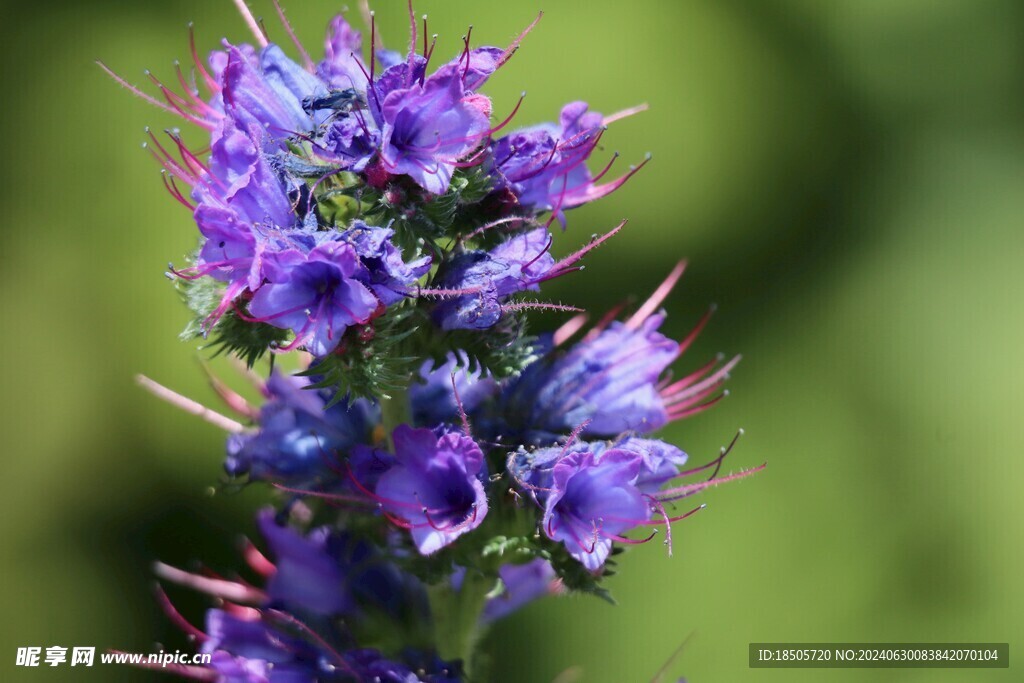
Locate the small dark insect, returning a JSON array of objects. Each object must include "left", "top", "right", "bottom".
[{"left": 301, "top": 88, "right": 366, "bottom": 115}]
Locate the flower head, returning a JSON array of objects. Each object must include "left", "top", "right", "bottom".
[
  {"left": 225, "top": 371, "right": 378, "bottom": 483},
  {"left": 490, "top": 102, "right": 648, "bottom": 225},
  {"left": 543, "top": 448, "right": 648, "bottom": 571},
  {"left": 246, "top": 240, "right": 379, "bottom": 355},
  {"left": 370, "top": 426, "right": 488, "bottom": 555},
  {"left": 503, "top": 264, "right": 738, "bottom": 441}
]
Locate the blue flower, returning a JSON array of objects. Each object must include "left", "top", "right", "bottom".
[
  {"left": 372, "top": 55, "right": 494, "bottom": 194},
  {"left": 491, "top": 102, "right": 648, "bottom": 224},
  {"left": 542, "top": 448, "right": 648, "bottom": 571},
  {"left": 501, "top": 267, "right": 740, "bottom": 440},
  {"left": 225, "top": 371, "right": 379, "bottom": 483},
  {"left": 481, "top": 559, "right": 560, "bottom": 623},
  {"left": 410, "top": 353, "right": 498, "bottom": 429},
  {"left": 371, "top": 426, "right": 488, "bottom": 555},
  {"left": 431, "top": 228, "right": 555, "bottom": 330},
  {"left": 341, "top": 223, "right": 431, "bottom": 306},
  {"left": 246, "top": 240, "right": 379, "bottom": 355}
]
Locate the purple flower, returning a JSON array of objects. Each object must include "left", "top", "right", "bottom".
[
  {"left": 370, "top": 47, "right": 504, "bottom": 194},
  {"left": 615, "top": 436, "right": 689, "bottom": 495},
  {"left": 257, "top": 509, "right": 352, "bottom": 616},
  {"left": 431, "top": 228, "right": 555, "bottom": 330},
  {"left": 502, "top": 267, "right": 739, "bottom": 440},
  {"left": 203, "top": 612, "right": 325, "bottom": 681},
  {"left": 481, "top": 559, "right": 560, "bottom": 623},
  {"left": 517, "top": 312, "right": 680, "bottom": 437},
  {"left": 410, "top": 353, "right": 498, "bottom": 428},
  {"left": 225, "top": 371, "right": 379, "bottom": 482},
  {"left": 203, "top": 614, "right": 460, "bottom": 682},
  {"left": 372, "top": 426, "right": 488, "bottom": 555},
  {"left": 205, "top": 118, "right": 297, "bottom": 231},
  {"left": 318, "top": 14, "right": 368, "bottom": 90},
  {"left": 247, "top": 240, "right": 379, "bottom": 356},
  {"left": 491, "top": 102, "right": 648, "bottom": 224},
  {"left": 221, "top": 45, "right": 310, "bottom": 144},
  {"left": 341, "top": 223, "right": 431, "bottom": 305},
  {"left": 322, "top": 114, "right": 380, "bottom": 171},
  {"left": 543, "top": 448, "right": 648, "bottom": 571},
  {"left": 168, "top": 118, "right": 299, "bottom": 327}
]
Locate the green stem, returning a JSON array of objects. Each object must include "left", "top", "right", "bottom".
[{"left": 427, "top": 571, "right": 493, "bottom": 680}]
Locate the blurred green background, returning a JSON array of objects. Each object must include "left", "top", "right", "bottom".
[{"left": 2, "top": 0, "right": 1022, "bottom": 680}]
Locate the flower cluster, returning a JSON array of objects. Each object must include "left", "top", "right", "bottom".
[
  {"left": 116, "top": 2, "right": 762, "bottom": 680},
  {"left": 105, "top": 0, "right": 647, "bottom": 378}
]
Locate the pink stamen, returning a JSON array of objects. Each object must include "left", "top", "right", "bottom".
[
  {"left": 657, "top": 462, "right": 766, "bottom": 503},
  {"left": 503, "top": 301, "right": 585, "bottom": 317},
  {"left": 665, "top": 392, "right": 728, "bottom": 421},
  {"left": 358, "top": 0, "right": 378, "bottom": 45},
  {"left": 97, "top": 61, "right": 187, "bottom": 118},
  {"left": 553, "top": 313, "right": 589, "bottom": 346},
  {"left": 523, "top": 232, "right": 554, "bottom": 271},
  {"left": 422, "top": 502, "right": 479, "bottom": 533},
  {"left": 189, "top": 23, "right": 220, "bottom": 93},
  {"left": 602, "top": 103, "right": 649, "bottom": 126},
  {"left": 153, "top": 561, "right": 265, "bottom": 604},
  {"left": 383, "top": 511, "right": 414, "bottom": 529},
  {"left": 465, "top": 215, "right": 535, "bottom": 241},
  {"left": 173, "top": 61, "right": 218, "bottom": 117},
  {"left": 662, "top": 356, "right": 740, "bottom": 406},
  {"left": 369, "top": 11, "right": 377, "bottom": 78},
  {"left": 582, "top": 303, "right": 626, "bottom": 341},
  {"left": 544, "top": 220, "right": 626, "bottom": 280},
  {"left": 153, "top": 583, "right": 207, "bottom": 642},
  {"left": 604, "top": 529, "right": 658, "bottom": 545},
  {"left": 200, "top": 279, "right": 247, "bottom": 332},
  {"left": 501, "top": 300, "right": 583, "bottom": 315},
  {"left": 646, "top": 494, "right": 676, "bottom": 556},
  {"left": 562, "top": 153, "right": 651, "bottom": 207},
  {"left": 423, "top": 33, "right": 439, "bottom": 75},
  {"left": 241, "top": 538, "right": 276, "bottom": 578},
  {"left": 144, "top": 70, "right": 213, "bottom": 129},
  {"left": 271, "top": 483, "right": 376, "bottom": 507},
  {"left": 135, "top": 374, "right": 245, "bottom": 433},
  {"left": 659, "top": 355, "right": 720, "bottom": 396},
  {"left": 630, "top": 502, "right": 705, "bottom": 526},
  {"left": 679, "top": 305, "right": 717, "bottom": 355},
  {"left": 407, "top": 0, "right": 418, "bottom": 67},
  {"left": 167, "top": 130, "right": 211, "bottom": 177},
  {"left": 272, "top": 0, "right": 315, "bottom": 72},
  {"left": 505, "top": 453, "right": 555, "bottom": 494},
  {"left": 161, "top": 172, "right": 195, "bottom": 209},
  {"left": 625, "top": 261, "right": 686, "bottom": 330},
  {"left": 498, "top": 11, "right": 543, "bottom": 67},
  {"left": 201, "top": 364, "right": 258, "bottom": 419},
  {"left": 416, "top": 286, "right": 486, "bottom": 298},
  {"left": 560, "top": 419, "right": 591, "bottom": 457},
  {"left": 345, "top": 464, "right": 428, "bottom": 512},
  {"left": 232, "top": 0, "right": 269, "bottom": 48}
]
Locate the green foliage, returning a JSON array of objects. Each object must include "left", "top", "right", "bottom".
[
  {"left": 546, "top": 542, "right": 620, "bottom": 605},
  {"left": 178, "top": 275, "right": 288, "bottom": 367},
  {"left": 421, "top": 313, "right": 539, "bottom": 381},
  {"left": 358, "top": 166, "right": 499, "bottom": 254},
  {"left": 300, "top": 305, "right": 422, "bottom": 404}
]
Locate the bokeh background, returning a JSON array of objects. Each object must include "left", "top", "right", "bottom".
[{"left": 2, "top": 0, "right": 1022, "bottom": 680}]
